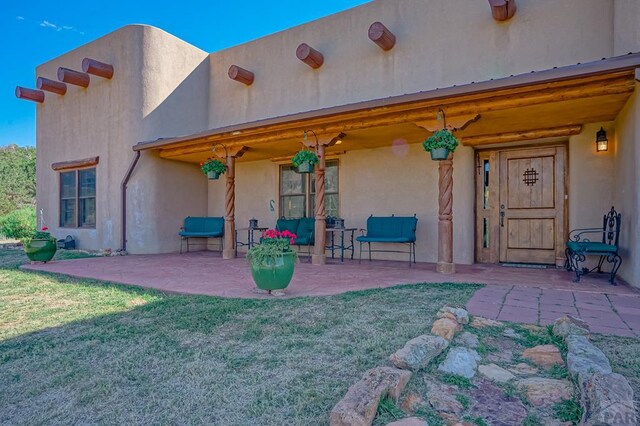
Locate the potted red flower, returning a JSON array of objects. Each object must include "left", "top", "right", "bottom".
[
  {"left": 246, "top": 229, "right": 298, "bottom": 291},
  {"left": 22, "top": 226, "right": 57, "bottom": 262}
]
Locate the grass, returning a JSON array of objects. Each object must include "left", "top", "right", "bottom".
[
  {"left": 553, "top": 398, "right": 583, "bottom": 424},
  {"left": 455, "top": 393, "right": 470, "bottom": 409},
  {"left": 590, "top": 333, "right": 640, "bottom": 399},
  {"left": 376, "top": 397, "right": 405, "bottom": 423},
  {"left": 439, "top": 373, "right": 475, "bottom": 389},
  {"left": 0, "top": 249, "right": 480, "bottom": 425}
]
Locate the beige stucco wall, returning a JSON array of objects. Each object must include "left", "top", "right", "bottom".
[
  {"left": 34, "top": 0, "right": 640, "bottom": 276},
  {"left": 207, "top": 0, "right": 615, "bottom": 129},
  {"left": 613, "top": 86, "right": 640, "bottom": 286},
  {"left": 36, "top": 25, "right": 210, "bottom": 253},
  {"left": 207, "top": 144, "right": 473, "bottom": 264},
  {"left": 614, "top": 0, "right": 640, "bottom": 55}
]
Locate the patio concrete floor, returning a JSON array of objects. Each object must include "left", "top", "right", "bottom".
[{"left": 22, "top": 251, "right": 640, "bottom": 337}]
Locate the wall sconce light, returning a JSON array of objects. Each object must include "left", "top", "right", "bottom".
[{"left": 595, "top": 127, "right": 608, "bottom": 152}]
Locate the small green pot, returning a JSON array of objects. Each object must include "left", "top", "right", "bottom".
[
  {"left": 24, "top": 239, "right": 57, "bottom": 262},
  {"left": 430, "top": 147, "right": 451, "bottom": 161},
  {"left": 250, "top": 252, "right": 296, "bottom": 291},
  {"left": 297, "top": 161, "right": 314, "bottom": 174},
  {"left": 207, "top": 171, "right": 221, "bottom": 180}
]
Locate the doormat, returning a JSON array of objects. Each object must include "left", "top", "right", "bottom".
[{"left": 501, "top": 263, "right": 549, "bottom": 269}]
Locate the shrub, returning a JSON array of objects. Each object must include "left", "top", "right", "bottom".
[
  {"left": 200, "top": 158, "right": 227, "bottom": 175},
  {"left": 0, "top": 207, "right": 36, "bottom": 240}
]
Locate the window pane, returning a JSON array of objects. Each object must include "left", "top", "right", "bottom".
[
  {"left": 483, "top": 160, "right": 489, "bottom": 209},
  {"left": 280, "top": 166, "right": 305, "bottom": 195},
  {"left": 79, "top": 198, "right": 96, "bottom": 227},
  {"left": 310, "top": 193, "right": 340, "bottom": 219},
  {"left": 281, "top": 195, "right": 305, "bottom": 218},
  {"left": 60, "top": 171, "right": 76, "bottom": 198},
  {"left": 326, "top": 162, "right": 339, "bottom": 193},
  {"left": 60, "top": 199, "right": 76, "bottom": 227},
  {"left": 79, "top": 169, "right": 96, "bottom": 197}
]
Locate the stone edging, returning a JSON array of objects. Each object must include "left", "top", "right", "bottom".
[{"left": 554, "top": 316, "right": 637, "bottom": 425}]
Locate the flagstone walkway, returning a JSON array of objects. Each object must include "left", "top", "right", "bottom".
[{"left": 466, "top": 285, "right": 640, "bottom": 337}]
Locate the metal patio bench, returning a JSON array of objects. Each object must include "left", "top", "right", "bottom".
[
  {"left": 565, "top": 206, "right": 622, "bottom": 285},
  {"left": 357, "top": 215, "right": 418, "bottom": 266},
  {"left": 179, "top": 216, "right": 224, "bottom": 253}
]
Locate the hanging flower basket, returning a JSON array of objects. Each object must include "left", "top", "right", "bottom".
[
  {"left": 423, "top": 129, "right": 459, "bottom": 161},
  {"left": 200, "top": 158, "right": 227, "bottom": 180},
  {"left": 292, "top": 150, "right": 319, "bottom": 174}
]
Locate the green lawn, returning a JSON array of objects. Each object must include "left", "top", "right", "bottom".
[
  {"left": 0, "top": 249, "right": 478, "bottom": 425},
  {"left": 2, "top": 249, "right": 639, "bottom": 425}
]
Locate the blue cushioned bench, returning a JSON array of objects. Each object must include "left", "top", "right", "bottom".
[
  {"left": 276, "top": 217, "right": 315, "bottom": 260},
  {"left": 565, "top": 206, "right": 621, "bottom": 285},
  {"left": 179, "top": 216, "right": 224, "bottom": 253},
  {"left": 357, "top": 215, "right": 418, "bottom": 266}
]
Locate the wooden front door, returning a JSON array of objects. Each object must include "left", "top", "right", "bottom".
[{"left": 476, "top": 146, "right": 567, "bottom": 266}]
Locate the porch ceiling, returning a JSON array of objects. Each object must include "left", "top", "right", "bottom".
[{"left": 136, "top": 54, "right": 640, "bottom": 164}]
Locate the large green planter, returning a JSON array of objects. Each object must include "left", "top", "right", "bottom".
[
  {"left": 296, "top": 161, "right": 314, "bottom": 174},
  {"left": 250, "top": 252, "right": 296, "bottom": 291},
  {"left": 430, "top": 147, "right": 451, "bottom": 161},
  {"left": 24, "top": 239, "right": 57, "bottom": 262}
]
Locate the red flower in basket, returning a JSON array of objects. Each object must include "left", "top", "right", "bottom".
[
  {"left": 279, "top": 230, "right": 297, "bottom": 244},
  {"left": 262, "top": 229, "right": 297, "bottom": 244}
]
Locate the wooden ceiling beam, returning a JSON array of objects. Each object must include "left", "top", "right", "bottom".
[
  {"left": 82, "top": 58, "right": 114, "bottom": 79},
  {"left": 228, "top": 65, "right": 254, "bottom": 86},
  {"left": 15, "top": 86, "right": 45, "bottom": 103},
  {"left": 489, "top": 0, "right": 517, "bottom": 21},
  {"left": 154, "top": 73, "right": 633, "bottom": 158},
  {"left": 368, "top": 22, "right": 396, "bottom": 51},
  {"left": 461, "top": 125, "right": 582, "bottom": 146},
  {"left": 414, "top": 113, "right": 481, "bottom": 132},
  {"left": 57, "top": 67, "right": 90, "bottom": 87},
  {"left": 37, "top": 77, "right": 67, "bottom": 95},
  {"left": 296, "top": 43, "right": 324, "bottom": 69}
]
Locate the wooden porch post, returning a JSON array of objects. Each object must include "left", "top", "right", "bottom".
[
  {"left": 437, "top": 156, "right": 455, "bottom": 273},
  {"left": 302, "top": 132, "right": 345, "bottom": 266},
  {"left": 415, "top": 113, "right": 479, "bottom": 274},
  {"left": 313, "top": 144, "right": 327, "bottom": 265},
  {"left": 223, "top": 155, "right": 236, "bottom": 259},
  {"left": 215, "top": 145, "right": 248, "bottom": 259}
]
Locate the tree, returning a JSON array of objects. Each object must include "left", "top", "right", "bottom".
[{"left": 0, "top": 144, "right": 36, "bottom": 216}]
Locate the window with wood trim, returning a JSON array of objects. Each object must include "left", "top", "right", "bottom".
[
  {"left": 279, "top": 161, "right": 339, "bottom": 218},
  {"left": 59, "top": 168, "right": 96, "bottom": 228}
]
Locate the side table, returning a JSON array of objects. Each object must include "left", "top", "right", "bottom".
[{"left": 235, "top": 227, "right": 267, "bottom": 256}]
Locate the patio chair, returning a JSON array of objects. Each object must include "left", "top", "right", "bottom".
[
  {"left": 179, "top": 217, "right": 224, "bottom": 253},
  {"left": 565, "top": 206, "right": 622, "bottom": 285},
  {"left": 276, "top": 217, "right": 315, "bottom": 261}
]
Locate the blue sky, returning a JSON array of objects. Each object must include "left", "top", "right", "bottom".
[{"left": 2, "top": 0, "right": 370, "bottom": 147}]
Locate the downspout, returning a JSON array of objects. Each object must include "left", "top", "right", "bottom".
[{"left": 121, "top": 151, "right": 141, "bottom": 252}]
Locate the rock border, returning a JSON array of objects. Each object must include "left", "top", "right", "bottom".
[{"left": 552, "top": 315, "right": 637, "bottom": 425}]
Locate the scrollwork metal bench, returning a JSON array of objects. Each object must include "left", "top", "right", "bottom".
[{"left": 565, "top": 206, "right": 622, "bottom": 285}]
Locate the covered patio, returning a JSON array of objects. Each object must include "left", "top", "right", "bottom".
[
  {"left": 22, "top": 252, "right": 640, "bottom": 337},
  {"left": 128, "top": 53, "right": 640, "bottom": 278}
]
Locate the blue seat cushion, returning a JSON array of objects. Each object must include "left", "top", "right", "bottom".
[
  {"left": 181, "top": 217, "right": 224, "bottom": 236},
  {"left": 567, "top": 241, "right": 617, "bottom": 253},
  {"left": 361, "top": 216, "right": 417, "bottom": 242},
  {"left": 357, "top": 236, "right": 414, "bottom": 243},
  {"left": 179, "top": 231, "right": 223, "bottom": 238},
  {"left": 276, "top": 219, "right": 300, "bottom": 235},
  {"left": 294, "top": 236, "right": 312, "bottom": 245},
  {"left": 296, "top": 217, "right": 315, "bottom": 245}
]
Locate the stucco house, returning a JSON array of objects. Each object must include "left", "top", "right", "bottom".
[{"left": 17, "top": 0, "right": 640, "bottom": 286}]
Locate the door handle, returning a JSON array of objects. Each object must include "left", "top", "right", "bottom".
[{"left": 500, "top": 210, "right": 505, "bottom": 227}]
